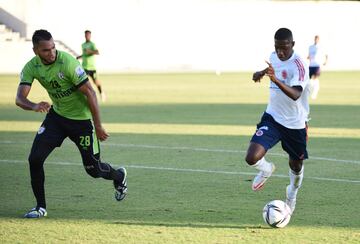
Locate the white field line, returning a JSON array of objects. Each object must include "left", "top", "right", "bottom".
[
  {"left": 104, "top": 143, "right": 360, "bottom": 165},
  {"left": 1, "top": 140, "right": 360, "bottom": 165},
  {"left": 1, "top": 159, "right": 359, "bottom": 184}
]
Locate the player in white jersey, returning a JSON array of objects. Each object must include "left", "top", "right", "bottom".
[
  {"left": 245, "top": 28, "right": 310, "bottom": 215},
  {"left": 307, "top": 35, "right": 328, "bottom": 99}
]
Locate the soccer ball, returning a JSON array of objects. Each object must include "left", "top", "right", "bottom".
[{"left": 262, "top": 200, "right": 292, "bottom": 228}]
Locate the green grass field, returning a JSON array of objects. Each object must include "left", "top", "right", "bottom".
[{"left": 0, "top": 72, "right": 359, "bottom": 243}]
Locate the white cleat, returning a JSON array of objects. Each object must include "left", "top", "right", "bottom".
[
  {"left": 252, "top": 163, "right": 275, "bottom": 191},
  {"left": 24, "top": 207, "right": 47, "bottom": 218},
  {"left": 286, "top": 185, "right": 296, "bottom": 214}
]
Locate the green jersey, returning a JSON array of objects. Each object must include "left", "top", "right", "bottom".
[
  {"left": 20, "top": 50, "right": 91, "bottom": 120},
  {"left": 81, "top": 41, "right": 97, "bottom": 70}
]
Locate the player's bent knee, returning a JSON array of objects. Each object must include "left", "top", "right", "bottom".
[
  {"left": 245, "top": 143, "right": 265, "bottom": 165},
  {"left": 289, "top": 160, "right": 303, "bottom": 173},
  {"left": 28, "top": 151, "right": 45, "bottom": 168}
]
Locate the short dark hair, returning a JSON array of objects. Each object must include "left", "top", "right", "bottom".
[
  {"left": 274, "top": 28, "right": 293, "bottom": 41},
  {"left": 32, "top": 29, "right": 52, "bottom": 46},
  {"left": 85, "top": 30, "right": 91, "bottom": 34}
]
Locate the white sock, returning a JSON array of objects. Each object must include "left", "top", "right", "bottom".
[
  {"left": 252, "top": 157, "right": 272, "bottom": 173},
  {"left": 311, "top": 78, "right": 320, "bottom": 99},
  {"left": 288, "top": 165, "right": 304, "bottom": 199}
]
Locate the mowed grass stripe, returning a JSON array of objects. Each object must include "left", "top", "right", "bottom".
[
  {"left": 0, "top": 140, "right": 359, "bottom": 165},
  {"left": 1, "top": 121, "right": 360, "bottom": 138},
  {"left": 103, "top": 143, "right": 360, "bottom": 165},
  {"left": 1, "top": 159, "right": 359, "bottom": 183}
]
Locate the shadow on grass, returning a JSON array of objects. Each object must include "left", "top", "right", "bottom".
[{"left": 107, "top": 220, "right": 268, "bottom": 230}]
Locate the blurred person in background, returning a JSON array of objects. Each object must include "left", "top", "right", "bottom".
[
  {"left": 307, "top": 35, "right": 328, "bottom": 100},
  {"left": 77, "top": 30, "right": 106, "bottom": 102}
]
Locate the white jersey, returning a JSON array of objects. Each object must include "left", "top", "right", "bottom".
[
  {"left": 308, "top": 44, "right": 326, "bottom": 67},
  {"left": 265, "top": 52, "right": 310, "bottom": 129}
]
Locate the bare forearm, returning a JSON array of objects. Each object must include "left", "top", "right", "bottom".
[
  {"left": 252, "top": 68, "right": 268, "bottom": 82},
  {"left": 86, "top": 89, "right": 102, "bottom": 127},
  {"left": 272, "top": 78, "right": 302, "bottom": 100},
  {"left": 15, "top": 90, "right": 50, "bottom": 113},
  {"left": 78, "top": 81, "right": 108, "bottom": 141},
  {"left": 15, "top": 96, "right": 37, "bottom": 111},
  {"left": 85, "top": 49, "right": 99, "bottom": 55}
]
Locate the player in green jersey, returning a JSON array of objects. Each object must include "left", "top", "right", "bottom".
[
  {"left": 15, "top": 29, "right": 127, "bottom": 218},
  {"left": 76, "top": 30, "right": 106, "bottom": 102}
]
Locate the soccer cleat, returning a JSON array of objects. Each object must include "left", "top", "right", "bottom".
[
  {"left": 251, "top": 163, "right": 275, "bottom": 191},
  {"left": 286, "top": 185, "right": 296, "bottom": 214},
  {"left": 24, "top": 207, "right": 47, "bottom": 218},
  {"left": 113, "top": 167, "right": 127, "bottom": 201}
]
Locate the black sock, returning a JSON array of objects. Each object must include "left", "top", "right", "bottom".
[{"left": 30, "top": 166, "right": 46, "bottom": 209}]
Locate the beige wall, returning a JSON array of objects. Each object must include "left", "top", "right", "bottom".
[{"left": 1, "top": 0, "right": 359, "bottom": 73}]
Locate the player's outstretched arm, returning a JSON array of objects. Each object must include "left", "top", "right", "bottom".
[
  {"left": 85, "top": 49, "right": 99, "bottom": 55},
  {"left": 78, "top": 81, "right": 109, "bottom": 141},
  {"left": 252, "top": 68, "right": 268, "bottom": 82},
  {"left": 15, "top": 85, "right": 51, "bottom": 112}
]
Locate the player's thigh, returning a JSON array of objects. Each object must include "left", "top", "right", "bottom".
[
  {"left": 309, "top": 66, "right": 320, "bottom": 78},
  {"left": 29, "top": 112, "right": 66, "bottom": 162},
  {"left": 280, "top": 127, "right": 308, "bottom": 161},
  {"left": 85, "top": 69, "right": 96, "bottom": 82},
  {"left": 67, "top": 120, "right": 100, "bottom": 163},
  {"left": 250, "top": 113, "right": 281, "bottom": 152},
  {"left": 68, "top": 121, "right": 104, "bottom": 177}
]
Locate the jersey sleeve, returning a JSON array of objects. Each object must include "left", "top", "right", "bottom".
[
  {"left": 19, "top": 62, "right": 34, "bottom": 86},
  {"left": 289, "top": 59, "right": 307, "bottom": 89},
  {"left": 65, "top": 54, "right": 88, "bottom": 87}
]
